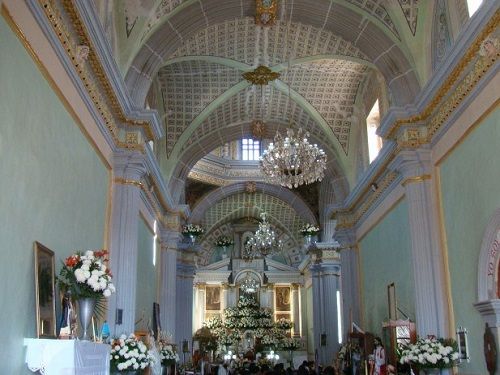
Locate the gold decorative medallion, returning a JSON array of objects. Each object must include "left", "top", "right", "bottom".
[
  {"left": 242, "top": 66, "right": 280, "bottom": 85},
  {"left": 251, "top": 120, "right": 266, "bottom": 139},
  {"left": 256, "top": 0, "right": 278, "bottom": 26}
]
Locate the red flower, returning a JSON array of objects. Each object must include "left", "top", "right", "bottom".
[{"left": 65, "top": 255, "right": 80, "bottom": 267}]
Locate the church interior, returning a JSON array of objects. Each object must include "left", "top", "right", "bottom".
[{"left": 1, "top": 0, "right": 499, "bottom": 374}]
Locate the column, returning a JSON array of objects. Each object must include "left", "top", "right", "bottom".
[
  {"left": 335, "top": 228, "right": 361, "bottom": 341},
  {"left": 193, "top": 283, "right": 206, "bottom": 332},
  {"left": 220, "top": 283, "right": 229, "bottom": 311},
  {"left": 390, "top": 148, "right": 449, "bottom": 337},
  {"left": 159, "top": 227, "right": 182, "bottom": 341},
  {"left": 266, "top": 283, "right": 275, "bottom": 310},
  {"left": 107, "top": 150, "right": 146, "bottom": 335},
  {"left": 176, "top": 258, "right": 196, "bottom": 361},
  {"left": 291, "top": 283, "right": 301, "bottom": 337},
  {"left": 310, "top": 244, "right": 341, "bottom": 365}
]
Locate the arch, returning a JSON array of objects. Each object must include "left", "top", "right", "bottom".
[
  {"left": 477, "top": 208, "right": 500, "bottom": 302},
  {"left": 167, "top": 121, "right": 349, "bottom": 204},
  {"left": 190, "top": 182, "right": 318, "bottom": 225},
  {"left": 125, "top": 2, "right": 420, "bottom": 108}
]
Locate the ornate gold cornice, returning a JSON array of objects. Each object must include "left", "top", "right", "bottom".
[
  {"left": 402, "top": 174, "right": 432, "bottom": 187},
  {"left": 335, "top": 11, "right": 499, "bottom": 231},
  {"left": 113, "top": 177, "right": 143, "bottom": 188},
  {"left": 243, "top": 65, "right": 280, "bottom": 85},
  {"left": 387, "top": 9, "right": 500, "bottom": 140},
  {"left": 37, "top": 0, "right": 154, "bottom": 148}
]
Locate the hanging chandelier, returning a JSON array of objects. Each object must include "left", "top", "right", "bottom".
[
  {"left": 240, "top": 274, "right": 260, "bottom": 294},
  {"left": 260, "top": 127, "right": 327, "bottom": 188},
  {"left": 243, "top": 213, "right": 283, "bottom": 261}
]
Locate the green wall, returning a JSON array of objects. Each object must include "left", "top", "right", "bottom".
[
  {"left": 439, "top": 108, "right": 500, "bottom": 375},
  {"left": 359, "top": 199, "right": 414, "bottom": 337},
  {"left": 0, "top": 16, "right": 108, "bottom": 374},
  {"left": 135, "top": 217, "right": 158, "bottom": 332}
]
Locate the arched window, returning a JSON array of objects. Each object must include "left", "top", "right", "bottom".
[
  {"left": 366, "top": 100, "right": 382, "bottom": 163},
  {"left": 241, "top": 138, "right": 261, "bottom": 161},
  {"left": 467, "top": 0, "right": 483, "bottom": 16}
]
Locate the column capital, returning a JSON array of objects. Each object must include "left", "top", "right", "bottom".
[
  {"left": 389, "top": 148, "right": 432, "bottom": 179},
  {"left": 309, "top": 242, "right": 341, "bottom": 265},
  {"left": 334, "top": 228, "right": 357, "bottom": 249},
  {"left": 291, "top": 283, "right": 302, "bottom": 290},
  {"left": 159, "top": 227, "right": 183, "bottom": 250},
  {"left": 112, "top": 150, "right": 147, "bottom": 181}
]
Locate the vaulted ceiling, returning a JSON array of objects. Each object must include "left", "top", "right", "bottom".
[{"left": 101, "top": 0, "right": 425, "bottom": 263}]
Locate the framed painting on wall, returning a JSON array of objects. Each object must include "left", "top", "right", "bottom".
[
  {"left": 275, "top": 286, "right": 291, "bottom": 311},
  {"left": 34, "top": 241, "right": 56, "bottom": 338},
  {"left": 206, "top": 286, "right": 221, "bottom": 311}
]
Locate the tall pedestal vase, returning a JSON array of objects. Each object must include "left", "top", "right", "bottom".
[
  {"left": 421, "top": 369, "right": 441, "bottom": 375},
  {"left": 77, "top": 298, "right": 96, "bottom": 341}
]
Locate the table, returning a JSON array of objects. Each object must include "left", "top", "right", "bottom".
[{"left": 24, "top": 338, "right": 110, "bottom": 374}]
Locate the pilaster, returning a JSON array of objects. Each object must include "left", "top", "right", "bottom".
[
  {"left": 220, "top": 283, "right": 229, "bottom": 311},
  {"left": 335, "top": 228, "right": 361, "bottom": 341},
  {"left": 108, "top": 150, "right": 147, "bottom": 335},
  {"left": 194, "top": 282, "right": 206, "bottom": 332},
  {"left": 159, "top": 227, "right": 182, "bottom": 340},
  {"left": 389, "top": 148, "right": 449, "bottom": 337},
  {"left": 309, "top": 243, "right": 342, "bottom": 365},
  {"left": 176, "top": 259, "right": 196, "bottom": 354},
  {"left": 291, "top": 283, "right": 301, "bottom": 337}
]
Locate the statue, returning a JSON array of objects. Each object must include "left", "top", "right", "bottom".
[
  {"left": 484, "top": 323, "right": 497, "bottom": 375},
  {"left": 370, "top": 337, "right": 386, "bottom": 375}
]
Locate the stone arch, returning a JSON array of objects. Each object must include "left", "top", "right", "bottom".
[
  {"left": 477, "top": 208, "right": 500, "bottom": 302},
  {"left": 190, "top": 182, "right": 318, "bottom": 225},
  {"left": 125, "top": 2, "right": 420, "bottom": 108},
  {"left": 167, "top": 120, "right": 349, "bottom": 205}
]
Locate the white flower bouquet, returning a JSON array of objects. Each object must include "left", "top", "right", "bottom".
[
  {"left": 398, "top": 337, "right": 459, "bottom": 370},
  {"left": 158, "top": 341, "right": 180, "bottom": 366},
  {"left": 110, "top": 334, "right": 155, "bottom": 372},
  {"left": 182, "top": 224, "right": 204, "bottom": 236},
  {"left": 275, "top": 318, "right": 294, "bottom": 330},
  {"left": 299, "top": 223, "right": 320, "bottom": 236},
  {"left": 281, "top": 337, "right": 301, "bottom": 351},
  {"left": 214, "top": 235, "right": 234, "bottom": 247},
  {"left": 58, "top": 250, "right": 115, "bottom": 299}
]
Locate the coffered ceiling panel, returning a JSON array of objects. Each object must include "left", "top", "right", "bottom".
[
  {"left": 157, "top": 61, "right": 242, "bottom": 155},
  {"left": 170, "top": 18, "right": 369, "bottom": 66}
]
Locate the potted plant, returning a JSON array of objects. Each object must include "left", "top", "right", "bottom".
[
  {"left": 398, "top": 337, "right": 460, "bottom": 374},
  {"left": 298, "top": 223, "right": 320, "bottom": 244},
  {"left": 182, "top": 224, "right": 204, "bottom": 243},
  {"left": 110, "top": 334, "right": 155, "bottom": 374}
]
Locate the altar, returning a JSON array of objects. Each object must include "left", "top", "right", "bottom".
[{"left": 24, "top": 338, "right": 110, "bottom": 374}]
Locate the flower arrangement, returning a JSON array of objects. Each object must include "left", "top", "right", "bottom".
[
  {"left": 182, "top": 224, "right": 204, "bottom": 236},
  {"left": 58, "top": 250, "right": 115, "bottom": 299},
  {"left": 275, "top": 318, "right": 294, "bottom": 330},
  {"left": 398, "top": 337, "right": 459, "bottom": 370},
  {"left": 281, "top": 337, "right": 301, "bottom": 351},
  {"left": 299, "top": 223, "right": 320, "bottom": 236},
  {"left": 110, "top": 334, "right": 155, "bottom": 372},
  {"left": 158, "top": 341, "right": 180, "bottom": 366},
  {"left": 214, "top": 235, "right": 234, "bottom": 247}
]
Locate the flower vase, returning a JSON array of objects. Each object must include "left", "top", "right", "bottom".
[
  {"left": 189, "top": 234, "right": 196, "bottom": 244},
  {"left": 77, "top": 297, "right": 96, "bottom": 341},
  {"left": 421, "top": 369, "right": 441, "bottom": 375},
  {"left": 222, "top": 246, "right": 228, "bottom": 258},
  {"left": 304, "top": 235, "right": 312, "bottom": 245},
  {"left": 162, "top": 363, "right": 174, "bottom": 375}
]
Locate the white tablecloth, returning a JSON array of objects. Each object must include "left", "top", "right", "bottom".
[{"left": 24, "top": 338, "right": 110, "bottom": 375}]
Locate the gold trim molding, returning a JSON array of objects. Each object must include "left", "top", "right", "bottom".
[
  {"left": 402, "top": 174, "right": 432, "bottom": 187},
  {"left": 113, "top": 177, "right": 143, "bottom": 188}
]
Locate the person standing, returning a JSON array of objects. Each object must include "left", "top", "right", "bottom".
[{"left": 371, "top": 337, "right": 386, "bottom": 375}]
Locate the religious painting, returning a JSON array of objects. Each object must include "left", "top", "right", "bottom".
[
  {"left": 275, "top": 286, "right": 291, "bottom": 312},
  {"left": 206, "top": 286, "right": 221, "bottom": 311},
  {"left": 34, "top": 242, "right": 56, "bottom": 338}
]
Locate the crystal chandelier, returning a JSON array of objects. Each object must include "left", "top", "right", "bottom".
[
  {"left": 260, "top": 127, "right": 327, "bottom": 188},
  {"left": 240, "top": 274, "right": 260, "bottom": 294},
  {"left": 243, "top": 213, "right": 283, "bottom": 261}
]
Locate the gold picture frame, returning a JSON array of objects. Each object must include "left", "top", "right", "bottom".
[{"left": 34, "top": 241, "right": 56, "bottom": 338}]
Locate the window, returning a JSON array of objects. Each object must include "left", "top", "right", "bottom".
[
  {"left": 241, "top": 138, "right": 261, "bottom": 160},
  {"left": 366, "top": 99, "right": 383, "bottom": 163},
  {"left": 467, "top": 0, "right": 483, "bottom": 16}
]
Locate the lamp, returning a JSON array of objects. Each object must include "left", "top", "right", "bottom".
[{"left": 243, "top": 212, "right": 283, "bottom": 261}]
